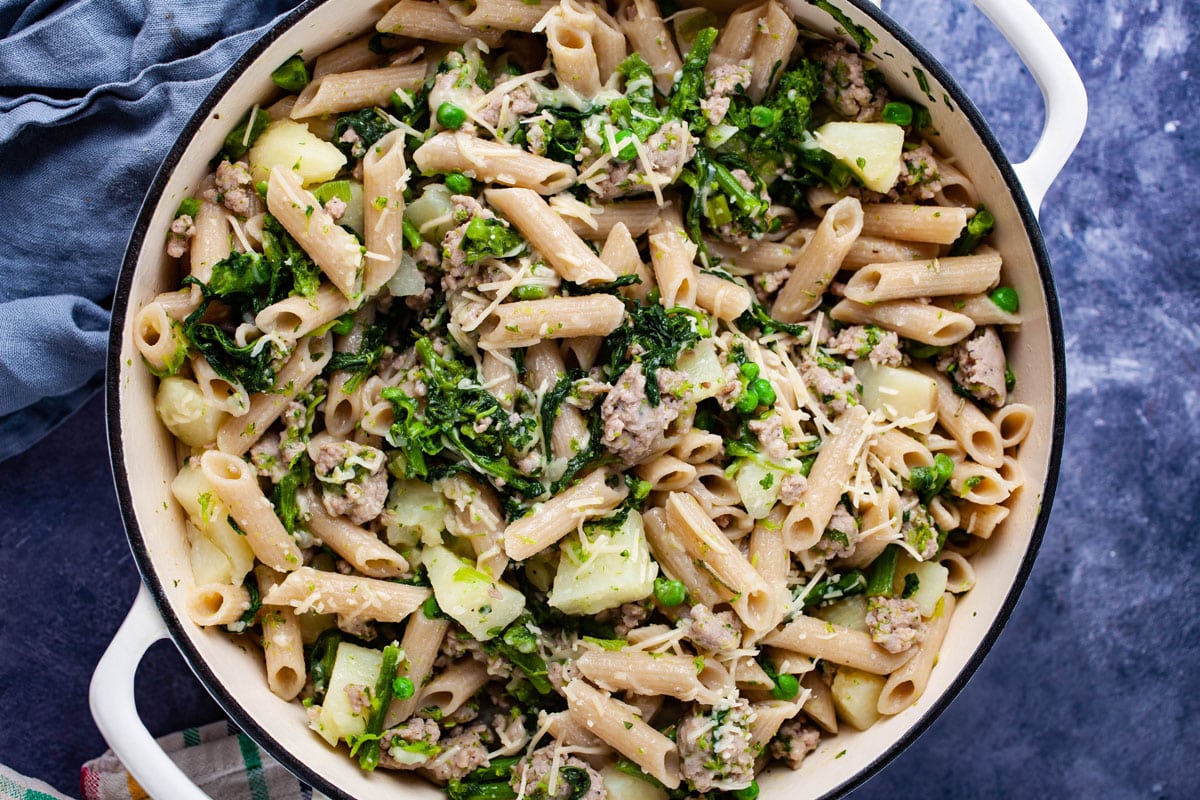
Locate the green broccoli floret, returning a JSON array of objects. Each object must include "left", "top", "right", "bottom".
[
  {"left": 668, "top": 27, "right": 718, "bottom": 129},
  {"left": 766, "top": 61, "right": 823, "bottom": 142}
]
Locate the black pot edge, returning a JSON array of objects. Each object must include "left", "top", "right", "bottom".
[{"left": 103, "top": 1, "right": 1067, "bottom": 797}]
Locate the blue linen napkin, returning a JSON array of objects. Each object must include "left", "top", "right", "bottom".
[{"left": 0, "top": 0, "right": 305, "bottom": 463}]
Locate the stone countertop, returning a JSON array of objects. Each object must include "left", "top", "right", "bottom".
[{"left": 1, "top": 0, "right": 1197, "bottom": 797}]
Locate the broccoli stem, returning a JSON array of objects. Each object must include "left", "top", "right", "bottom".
[
  {"left": 669, "top": 27, "right": 718, "bottom": 122},
  {"left": 357, "top": 642, "right": 402, "bottom": 771},
  {"left": 446, "top": 781, "right": 518, "bottom": 800},
  {"left": 801, "top": 570, "right": 868, "bottom": 608},
  {"left": 866, "top": 545, "right": 900, "bottom": 598},
  {"left": 709, "top": 159, "right": 763, "bottom": 215},
  {"left": 308, "top": 629, "right": 342, "bottom": 704},
  {"left": 950, "top": 205, "right": 996, "bottom": 256}
]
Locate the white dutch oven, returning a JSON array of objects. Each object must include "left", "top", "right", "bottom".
[{"left": 92, "top": 0, "right": 1087, "bottom": 797}]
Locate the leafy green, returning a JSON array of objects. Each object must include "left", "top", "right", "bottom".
[
  {"left": 487, "top": 616, "right": 552, "bottom": 694},
  {"left": 558, "top": 767, "right": 593, "bottom": 800},
  {"left": 461, "top": 757, "right": 520, "bottom": 785},
  {"left": 547, "top": 411, "right": 605, "bottom": 495},
  {"left": 570, "top": 274, "right": 641, "bottom": 295},
  {"left": 602, "top": 302, "right": 701, "bottom": 406},
  {"left": 681, "top": 149, "right": 773, "bottom": 241},
  {"left": 950, "top": 205, "right": 996, "bottom": 256},
  {"left": 727, "top": 60, "right": 824, "bottom": 157},
  {"left": 736, "top": 302, "right": 809, "bottom": 338},
  {"left": 906, "top": 453, "right": 955, "bottom": 500},
  {"left": 668, "top": 27, "right": 718, "bottom": 129},
  {"left": 227, "top": 571, "right": 261, "bottom": 633},
  {"left": 809, "top": 0, "right": 878, "bottom": 53},
  {"left": 610, "top": 54, "right": 663, "bottom": 142},
  {"left": 800, "top": 570, "right": 868, "bottom": 608},
  {"left": 327, "top": 324, "right": 387, "bottom": 393},
  {"left": 221, "top": 108, "right": 271, "bottom": 160},
  {"left": 383, "top": 339, "right": 543, "bottom": 497},
  {"left": 181, "top": 309, "right": 278, "bottom": 393},
  {"left": 543, "top": 117, "right": 585, "bottom": 163},
  {"left": 391, "top": 80, "right": 432, "bottom": 134},
  {"left": 271, "top": 54, "right": 310, "bottom": 93},
  {"left": 446, "top": 780, "right": 517, "bottom": 800},
  {"left": 204, "top": 251, "right": 274, "bottom": 310},
  {"left": 262, "top": 213, "right": 322, "bottom": 299},
  {"left": 273, "top": 455, "right": 311, "bottom": 535},
  {"left": 540, "top": 370, "right": 586, "bottom": 452},
  {"left": 333, "top": 108, "right": 397, "bottom": 159},
  {"left": 176, "top": 197, "right": 201, "bottom": 218}
]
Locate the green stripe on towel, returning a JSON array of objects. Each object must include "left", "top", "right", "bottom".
[{"left": 237, "top": 733, "right": 270, "bottom": 800}]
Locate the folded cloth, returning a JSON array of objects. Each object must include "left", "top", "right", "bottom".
[
  {"left": 0, "top": 762, "right": 73, "bottom": 800},
  {"left": 0, "top": 0, "right": 304, "bottom": 462},
  {"left": 78, "top": 721, "right": 328, "bottom": 800}
]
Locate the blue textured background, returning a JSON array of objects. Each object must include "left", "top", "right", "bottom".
[{"left": 1, "top": 0, "right": 1197, "bottom": 797}]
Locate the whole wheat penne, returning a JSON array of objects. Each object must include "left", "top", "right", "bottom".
[{"left": 484, "top": 187, "right": 614, "bottom": 281}]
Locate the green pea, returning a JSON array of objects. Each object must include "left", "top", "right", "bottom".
[
  {"left": 436, "top": 102, "right": 467, "bottom": 130},
  {"left": 771, "top": 672, "right": 800, "bottom": 700},
  {"left": 739, "top": 361, "right": 760, "bottom": 380},
  {"left": 749, "top": 105, "right": 777, "bottom": 128},
  {"left": 392, "top": 676, "right": 415, "bottom": 699},
  {"left": 732, "top": 780, "right": 761, "bottom": 800},
  {"left": 882, "top": 101, "right": 914, "bottom": 126},
  {"left": 444, "top": 172, "right": 474, "bottom": 195},
  {"left": 653, "top": 577, "right": 687, "bottom": 607},
  {"left": 750, "top": 378, "right": 776, "bottom": 406},
  {"left": 989, "top": 286, "right": 1019, "bottom": 313},
  {"left": 735, "top": 387, "right": 760, "bottom": 415}
]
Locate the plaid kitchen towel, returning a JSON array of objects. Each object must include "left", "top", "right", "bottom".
[
  {"left": 81, "top": 720, "right": 327, "bottom": 800},
  {"left": 0, "top": 0, "right": 305, "bottom": 462},
  {"left": 0, "top": 763, "right": 73, "bottom": 800}
]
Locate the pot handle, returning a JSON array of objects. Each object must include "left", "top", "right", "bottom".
[
  {"left": 90, "top": 587, "right": 211, "bottom": 800},
  {"left": 866, "top": 0, "right": 1087, "bottom": 217}
]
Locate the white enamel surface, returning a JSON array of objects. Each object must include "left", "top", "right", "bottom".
[{"left": 106, "top": 1, "right": 1078, "bottom": 798}]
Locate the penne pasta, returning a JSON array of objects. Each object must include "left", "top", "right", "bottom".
[
  {"left": 291, "top": 63, "right": 427, "bottom": 119},
  {"left": 484, "top": 187, "right": 614, "bottom": 281},
  {"left": 774, "top": 196, "right": 863, "bottom": 321},
  {"left": 417, "top": 135, "right": 577, "bottom": 195}
]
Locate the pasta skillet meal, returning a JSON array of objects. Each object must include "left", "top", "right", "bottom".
[{"left": 136, "top": 1, "right": 1035, "bottom": 797}]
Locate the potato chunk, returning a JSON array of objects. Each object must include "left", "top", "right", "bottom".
[
  {"left": 814, "top": 122, "right": 905, "bottom": 193},
  {"left": 249, "top": 118, "right": 346, "bottom": 186}
]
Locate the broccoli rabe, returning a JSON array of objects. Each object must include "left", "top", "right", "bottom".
[
  {"left": 950, "top": 205, "right": 996, "bottom": 256},
  {"left": 383, "top": 339, "right": 542, "bottom": 497},
  {"left": 602, "top": 301, "right": 702, "bottom": 406},
  {"left": 610, "top": 53, "right": 663, "bottom": 143},
  {"left": 333, "top": 108, "right": 397, "bottom": 159},
  {"left": 668, "top": 27, "right": 719, "bottom": 129},
  {"left": 461, "top": 216, "right": 526, "bottom": 264},
  {"left": 681, "top": 149, "right": 773, "bottom": 241},
  {"left": 726, "top": 60, "right": 824, "bottom": 158}
]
